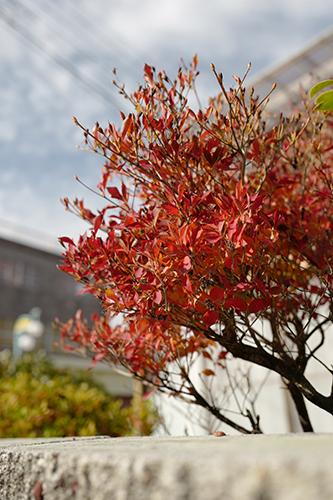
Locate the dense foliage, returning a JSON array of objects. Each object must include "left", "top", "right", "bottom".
[
  {"left": 58, "top": 58, "right": 333, "bottom": 433},
  {"left": 0, "top": 350, "right": 158, "bottom": 438}
]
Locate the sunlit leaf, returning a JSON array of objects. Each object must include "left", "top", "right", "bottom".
[
  {"left": 314, "top": 90, "right": 333, "bottom": 111},
  {"left": 309, "top": 80, "right": 333, "bottom": 100}
]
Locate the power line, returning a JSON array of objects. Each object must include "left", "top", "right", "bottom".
[
  {"left": 0, "top": 0, "right": 124, "bottom": 108},
  {"left": 0, "top": 0, "right": 148, "bottom": 101},
  {"left": 37, "top": 0, "right": 147, "bottom": 67},
  {"left": 19, "top": 0, "right": 118, "bottom": 74}
]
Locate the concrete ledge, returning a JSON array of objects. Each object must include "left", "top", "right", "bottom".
[{"left": 1, "top": 434, "right": 333, "bottom": 499}]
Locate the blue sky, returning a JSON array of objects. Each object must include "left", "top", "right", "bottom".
[{"left": 1, "top": 0, "right": 333, "bottom": 252}]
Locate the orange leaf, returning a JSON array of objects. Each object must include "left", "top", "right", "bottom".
[
  {"left": 202, "top": 369, "right": 215, "bottom": 376},
  {"left": 144, "top": 64, "right": 156, "bottom": 89}
]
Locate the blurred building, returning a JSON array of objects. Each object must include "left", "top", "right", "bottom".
[
  {"left": 0, "top": 235, "right": 134, "bottom": 402},
  {"left": 0, "top": 235, "right": 97, "bottom": 352},
  {"left": 249, "top": 27, "right": 333, "bottom": 114}
]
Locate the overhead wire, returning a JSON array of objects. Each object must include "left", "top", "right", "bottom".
[
  {"left": 0, "top": 10, "right": 115, "bottom": 107},
  {"left": 36, "top": 0, "right": 147, "bottom": 67},
  {"left": 20, "top": 0, "right": 115, "bottom": 93},
  {"left": 19, "top": 0, "right": 122, "bottom": 75},
  {"left": 19, "top": 0, "right": 97, "bottom": 62},
  {"left": 27, "top": 0, "right": 146, "bottom": 99},
  {"left": 0, "top": 0, "right": 141, "bottom": 108},
  {"left": 22, "top": 0, "right": 147, "bottom": 80}
]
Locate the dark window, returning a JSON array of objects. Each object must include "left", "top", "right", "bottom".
[{"left": 0, "top": 258, "right": 39, "bottom": 288}]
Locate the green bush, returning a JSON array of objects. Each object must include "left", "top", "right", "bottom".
[{"left": 0, "top": 350, "right": 158, "bottom": 438}]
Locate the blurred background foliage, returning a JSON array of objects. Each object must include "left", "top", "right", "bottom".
[{"left": 0, "top": 350, "right": 159, "bottom": 438}]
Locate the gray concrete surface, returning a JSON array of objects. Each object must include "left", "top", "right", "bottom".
[{"left": 0, "top": 433, "right": 333, "bottom": 499}]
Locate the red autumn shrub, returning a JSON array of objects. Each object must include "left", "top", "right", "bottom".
[{"left": 58, "top": 57, "right": 333, "bottom": 433}]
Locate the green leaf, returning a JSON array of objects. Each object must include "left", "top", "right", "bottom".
[
  {"left": 314, "top": 89, "right": 333, "bottom": 111},
  {"left": 309, "top": 80, "right": 333, "bottom": 100}
]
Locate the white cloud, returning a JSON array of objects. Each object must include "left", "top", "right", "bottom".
[{"left": 0, "top": 121, "right": 17, "bottom": 143}]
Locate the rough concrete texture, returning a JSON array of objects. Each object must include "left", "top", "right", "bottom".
[{"left": 0, "top": 434, "right": 333, "bottom": 500}]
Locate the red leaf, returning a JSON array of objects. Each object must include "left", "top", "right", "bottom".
[
  {"left": 254, "top": 279, "right": 267, "bottom": 295},
  {"left": 88, "top": 352, "right": 106, "bottom": 370},
  {"left": 168, "top": 87, "right": 175, "bottom": 108},
  {"left": 224, "top": 258, "right": 236, "bottom": 270},
  {"left": 215, "top": 157, "right": 233, "bottom": 170},
  {"left": 203, "top": 310, "right": 219, "bottom": 327},
  {"left": 179, "top": 256, "right": 192, "bottom": 273},
  {"left": 121, "top": 115, "right": 132, "bottom": 138},
  {"left": 135, "top": 267, "right": 144, "bottom": 279},
  {"left": 144, "top": 64, "right": 156, "bottom": 89},
  {"left": 251, "top": 138, "right": 260, "bottom": 160},
  {"left": 107, "top": 187, "right": 123, "bottom": 200},
  {"left": 227, "top": 219, "right": 238, "bottom": 240},
  {"left": 249, "top": 298, "right": 270, "bottom": 314},
  {"left": 163, "top": 203, "right": 179, "bottom": 215},
  {"left": 316, "top": 190, "right": 331, "bottom": 199},
  {"left": 205, "top": 233, "right": 221, "bottom": 244},
  {"left": 59, "top": 236, "right": 75, "bottom": 247},
  {"left": 182, "top": 274, "right": 193, "bottom": 293},
  {"left": 121, "top": 182, "right": 128, "bottom": 201},
  {"left": 153, "top": 290, "right": 163, "bottom": 304},
  {"left": 268, "top": 286, "right": 283, "bottom": 297},
  {"left": 224, "top": 298, "right": 247, "bottom": 312},
  {"left": 93, "top": 214, "right": 102, "bottom": 233},
  {"left": 143, "top": 390, "right": 153, "bottom": 401},
  {"left": 210, "top": 287, "right": 225, "bottom": 301}
]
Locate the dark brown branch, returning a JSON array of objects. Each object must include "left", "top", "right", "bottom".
[
  {"left": 187, "top": 382, "right": 256, "bottom": 434},
  {"left": 285, "top": 380, "right": 313, "bottom": 432},
  {"left": 210, "top": 327, "right": 333, "bottom": 417}
]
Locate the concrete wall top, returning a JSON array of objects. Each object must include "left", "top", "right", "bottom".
[{"left": 1, "top": 434, "right": 333, "bottom": 499}]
